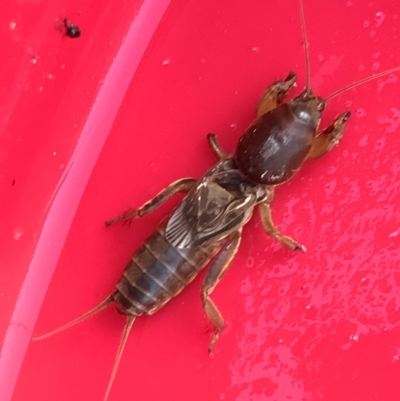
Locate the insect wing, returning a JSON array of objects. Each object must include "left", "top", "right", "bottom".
[{"left": 166, "top": 176, "right": 256, "bottom": 248}]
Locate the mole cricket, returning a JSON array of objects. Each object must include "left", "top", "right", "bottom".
[{"left": 33, "top": 0, "right": 400, "bottom": 400}]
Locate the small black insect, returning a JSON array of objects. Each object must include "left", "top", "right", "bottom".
[{"left": 63, "top": 18, "right": 81, "bottom": 39}]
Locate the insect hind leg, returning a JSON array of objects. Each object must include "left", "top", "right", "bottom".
[
  {"left": 257, "top": 71, "right": 297, "bottom": 117},
  {"left": 201, "top": 230, "right": 241, "bottom": 353}
]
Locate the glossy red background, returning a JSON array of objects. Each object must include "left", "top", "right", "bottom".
[{"left": 1, "top": 0, "right": 400, "bottom": 400}]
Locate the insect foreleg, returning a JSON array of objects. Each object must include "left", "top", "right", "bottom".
[
  {"left": 105, "top": 178, "right": 197, "bottom": 226},
  {"left": 201, "top": 230, "right": 242, "bottom": 353},
  {"left": 258, "top": 202, "right": 306, "bottom": 251},
  {"left": 256, "top": 71, "right": 297, "bottom": 117},
  {"left": 307, "top": 111, "right": 351, "bottom": 159}
]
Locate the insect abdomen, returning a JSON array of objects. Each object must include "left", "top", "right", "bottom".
[{"left": 113, "top": 218, "right": 223, "bottom": 316}]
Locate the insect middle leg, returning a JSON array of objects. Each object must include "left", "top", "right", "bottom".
[
  {"left": 256, "top": 71, "right": 297, "bottom": 117},
  {"left": 307, "top": 112, "right": 351, "bottom": 159},
  {"left": 105, "top": 178, "right": 197, "bottom": 226},
  {"left": 207, "top": 133, "right": 230, "bottom": 160},
  {"left": 202, "top": 230, "right": 242, "bottom": 353},
  {"left": 258, "top": 201, "right": 306, "bottom": 251}
]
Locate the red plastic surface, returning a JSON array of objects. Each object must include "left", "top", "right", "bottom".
[{"left": 1, "top": 0, "right": 400, "bottom": 400}]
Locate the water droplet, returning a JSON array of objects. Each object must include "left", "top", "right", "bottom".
[
  {"left": 252, "top": 46, "right": 258, "bottom": 53},
  {"left": 356, "top": 108, "right": 367, "bottom": 118},
  {"left": 345, "top": 100, "right": 353, "bottom": 107},
  {"left": 162, "top": 59, "right": 169, "bottom": 66},
  {"left": 346, "top": 1, "right": 353, "bottom": 6},
  {"left": 358, "top": 64, "right": 365, "bottom": 71},
  {"left": 13, "top": 228, "right": 24, "bottom": 240},
  {"left": 317, "top": 54, "right": 324, "bottom": 62},
  {"left": 230, "top": 123, "right": 237, "bottom": 130},
  {"left": 363, "top": 20, "right": 370, "bottom": 28},
  {"left": 10, "top": 22, "right": 16, "bottom": 30},
  {"left": 246, "top": 257, "right": 254, "bottom": 268},
  {"left": 372, "top": 62, "right": 380, "bottom": 71},
  {"left": 358, "top": 134, "right": 369, "bottom": 147},
  {"left": 324, "top": 179, "right": 337, "bottom": 196},
  {"left": 373, "top": 51, "right": 380, "bottom": 58},
  {"left": 375, "top": 11, "right": 385, "bottom": 28},
  {"left": 370, "top": 30, "right": 376, "bottom": 38}
]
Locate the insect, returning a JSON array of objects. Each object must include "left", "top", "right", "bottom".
[
  {"left": 63, "top": 18, "right": 81, "bottom": 38},
  {"left": 33, "top": 1, "right": 400, "bottom": 400}
]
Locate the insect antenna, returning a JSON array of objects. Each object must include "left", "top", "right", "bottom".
[
  {"left": 324, "top": 66, "right": 400, "bottom": 102},
  {"left": 104, "top": 315, "right": 136, "bottom": 401},
  {"left": 299, "top": 0, "right": 311, "bottom": 94},
  {"left": 32, "top": 294, "right": 114, "bottom": 341}
]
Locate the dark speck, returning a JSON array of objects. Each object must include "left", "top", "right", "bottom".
[{"left": 64, "top": 18, "right": 81, "bottom": 38}]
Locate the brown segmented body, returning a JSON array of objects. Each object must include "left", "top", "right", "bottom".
[{"left": 114, "top": 219, "right": 224, "bottom": 316}]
